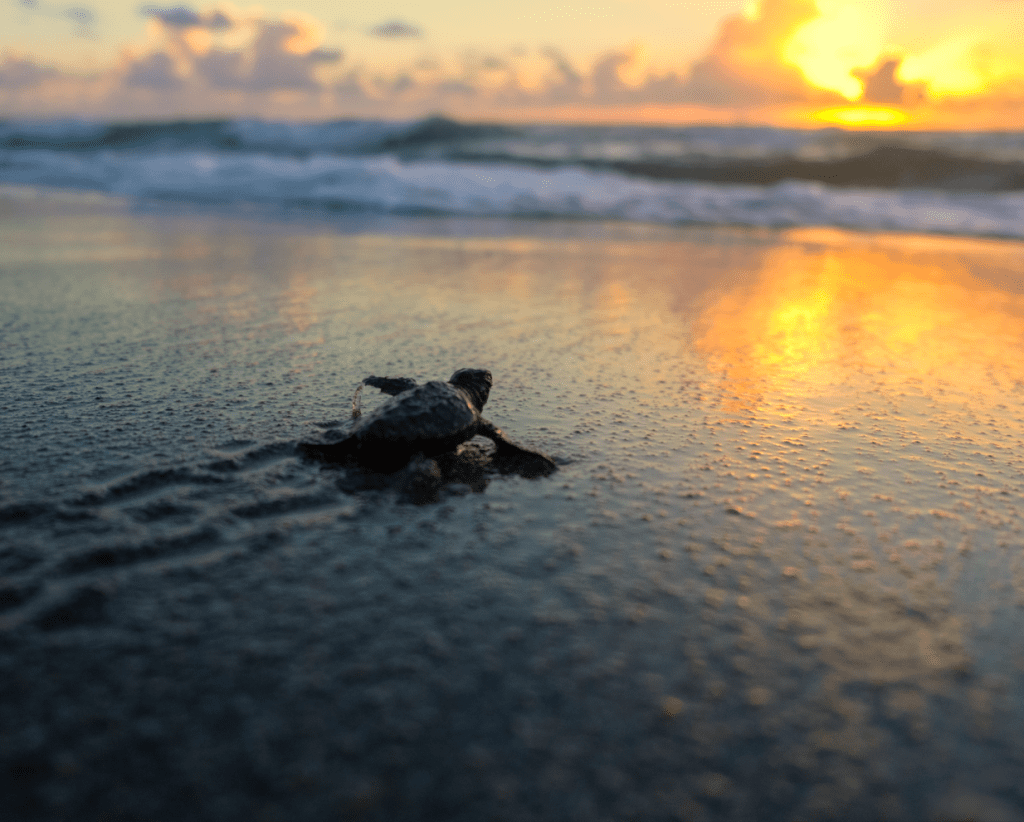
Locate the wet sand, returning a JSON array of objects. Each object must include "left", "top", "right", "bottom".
[{"left": 2, "top": 186, "right": 1024, "bottom": 821}]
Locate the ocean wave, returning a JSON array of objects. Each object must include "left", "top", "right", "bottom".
[
  {"left": 524, "top": 145, "right": 1024, "bottom": 192},
  {"left": 3, "top": 116, "right": 1024, "bottom": 190},
  {"left": 2, "top": 147, "right": 1022, "bottom": 239},
  {"left": 0, "top": 116, "right": 508, "bottom": 156}
]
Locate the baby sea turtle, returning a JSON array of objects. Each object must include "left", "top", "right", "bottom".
[{"left": 298, "top": 368, "right": 557, "bottom": 477}]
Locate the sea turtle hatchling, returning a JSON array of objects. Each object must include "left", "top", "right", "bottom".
[{"left": 297, "top": 368, "right": 557, "bottom": 477}]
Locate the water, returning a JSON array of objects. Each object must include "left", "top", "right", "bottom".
[{"left": 2, "top": 116, "right": 1023, "bottom": 239}]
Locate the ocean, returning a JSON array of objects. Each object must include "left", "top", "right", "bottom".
[{"left": 2, "top": 115, "right": 1024, "bottom": 239}]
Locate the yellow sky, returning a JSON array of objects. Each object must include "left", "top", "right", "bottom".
[{"left": 1, "top": 0, "right": 1022, "bottom": 127}]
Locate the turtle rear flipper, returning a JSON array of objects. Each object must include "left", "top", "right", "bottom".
[
  {"left": 297, "top": 438, "right": 356, "bottom": 463},
  {"left": 478, "top": 420, "right": 558, "bottom": 478}
]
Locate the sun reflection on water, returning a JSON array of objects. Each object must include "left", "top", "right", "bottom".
[{"left": 696, "top": 232, "right": 1024, "bottom": 407}]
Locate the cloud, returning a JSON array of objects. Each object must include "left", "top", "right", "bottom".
[
  {"left": 537, "top": 47, "right": 583, "bottom": 102},
  {"left": 123, "top": 51, "right": 182, "bottom": 89},
  {"left": 63, "top": 5, "right": 93, "bottom": 24},
  {"left": 590, "top": 50, "right": 633, "bottom": 99},
  {"left": 15, "top": 0, "right": 98, "bottom": 36},
  {"left": 854, "top": 58, "right": 927, "bottom": 106},
  {"left": 140, "top": 5, "right": 231, "bottom": 29},
  {"left": 193, "top": 19, "right": 342, "bottom": 92},
  {"left": 3, "top": 0, "right": 1022, "bottom": 124},
  {"left": 437, "top": 79, "right": 476, "bottom": 98},
  {"left": 512, "top": 0, "right": 847, "bottom": 109},
  {"left": 0, "top": 6, "right": 350, "bottom": 115},
  {"left": 466, "top": 1, "right": 841, "bottom": 112},
  {"left": 680, "top": 0, "right": 832, "bottom": 105},
  {"left": 368, "top": 19, "right": 421, "bottom": 39},
  {"left": 121, "top": 9, "right": 342, "bottom": 93},
  {"left": 0, "top": 54, "right": 60, "bottom": 89}
]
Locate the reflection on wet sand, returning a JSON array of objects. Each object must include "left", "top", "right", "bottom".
[
  {"left": 697, "top": 230, "right": 1024, "bottom": 406},
  {"left": 683, "top": 230, "right": 1024, "bottom": 820}
]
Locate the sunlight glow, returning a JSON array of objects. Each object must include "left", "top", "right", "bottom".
[
  {"left": 899, "top": 38, "right": 990, "bottom": 98},
  {"left": 697, "top": 233, "right": 1024, "bottom": 404},
  {"left": 812, "top": 106, "right": 908, "bottom": 127},
  {"left": 782, "top": 0, "right": 886, "bottom": 100}
]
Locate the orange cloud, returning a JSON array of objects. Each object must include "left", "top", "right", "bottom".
[
  {"left": 683, "top": 0, "right": 836, "bottom": 104},
  {"left": 1, "top": 0, "right": 1023, "bottom": 126},
  {"left": 124, "top": 7, "right": 342, "bottom": 94},
  {"left": 853, "top": 58, "right": 926, "bottom": 107}
]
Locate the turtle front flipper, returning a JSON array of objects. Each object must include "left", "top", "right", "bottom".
[
  {"left": 297, "top": 438, "right": 356, "bottom": 463},
  {"left": 477, "top": 419, "right": 558, "bottom": 478},
  {"left": 363, "top": 376, "right": 419, "bottom": 396},
  {"left": 352, "top": 376, "right": 419, "bottom": 419}
]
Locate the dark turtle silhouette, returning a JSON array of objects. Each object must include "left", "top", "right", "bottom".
[{"left": 297, "top": 368, "right": 557, "bottom": 477}]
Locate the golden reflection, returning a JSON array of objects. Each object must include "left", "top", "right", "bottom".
[
  {"left": 280, "top": 269, "right": 319, "bottom": 333},
  {"left": 155, "top": 231, "right": 332, "bottom": 332},
  {"left": 597, "top": 280, "right": 634, "bottom": 338},
  {"left": 696, "top": 232, "right": 1024, "bottom": 403}
]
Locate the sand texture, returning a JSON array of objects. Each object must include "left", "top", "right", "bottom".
[{"left": 2, "top": 188, "right": 1024, "bottom": 821}]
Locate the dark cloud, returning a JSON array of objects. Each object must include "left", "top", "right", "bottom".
[
  {"left": 0, "top": 54, "right": 59, "bottom": 89},
  {"left": 590, "top": 50, "right": 632, "bottom": 100},
  {"left": 480, "top": 56, "right": 507, "bottom": 72},
  {"left": 16, "top": 0, "right": 97, "bottom": 35},
  {"left": 144, "top": 6, "right": 201, "bottom": 27},
  {"left": 307, "top": 48, "right": 343, "bottom": 63},
  {"left": 191, "top": 48, "right": 242, "bottom": 89},
  {"left": 140, "top": 5, "right": 231, "bottom": 29},
  {"left": 379, "top": 73, "right": 415, "bottom": 96},
  {"left": 333, "top": 70, "right": 370, "bottom": 103},
  {"left": 189, "top": 19, "right": 342, "bottom": 92},
  {"left": 368, "top": 19, "right": 421, "bottom": 39},
  {"left": 539, "top": 47, "right": 583, "bottom": 103},
  {"left": 541, "top": 48, "right": 581, "bottom": 84},
  {"left": 437, "top": 79, "right": 476, "bottom": 98},
  {"left": 124, "top": 51, "right": 182, "bottom": 89},
  {"left": 240, "top": 20, "right": 340, "bottom": 91},
  {"left": 119, "top": 9, "right": 343, "bottom": 94},
  {"left": 63, "top": 5, "right": 93, "bottom": 23},
  {"left": 854, "top": 58, "right": 927, "bottom": 106}
]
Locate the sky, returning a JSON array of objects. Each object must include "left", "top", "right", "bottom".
[{"left": 1, "top": 0, "right": 1023, "bottom": 127}]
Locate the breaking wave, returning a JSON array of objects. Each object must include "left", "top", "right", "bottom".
[{"left": 1, "top": 115, "right": 1023, "bottom": 239}]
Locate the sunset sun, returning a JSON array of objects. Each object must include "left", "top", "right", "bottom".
[{"left": 812, "top": 105, "right": 909, "bottom": 127}]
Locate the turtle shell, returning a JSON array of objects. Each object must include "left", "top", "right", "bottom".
[{"left": 350, "top": 380, "right": 480, "bottom": 465}]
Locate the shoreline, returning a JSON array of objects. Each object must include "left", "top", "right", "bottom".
[{"left": 5, "top": 182, "right": 1024, "bottom": 249}]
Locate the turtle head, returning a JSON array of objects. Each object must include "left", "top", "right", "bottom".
[{"left": 449, "top": 368, "right": 492, "bottom": 411}]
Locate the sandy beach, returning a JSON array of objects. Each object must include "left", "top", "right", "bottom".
[{"left": 2, "top": 185, "right": 1024, "bottom": 821}]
